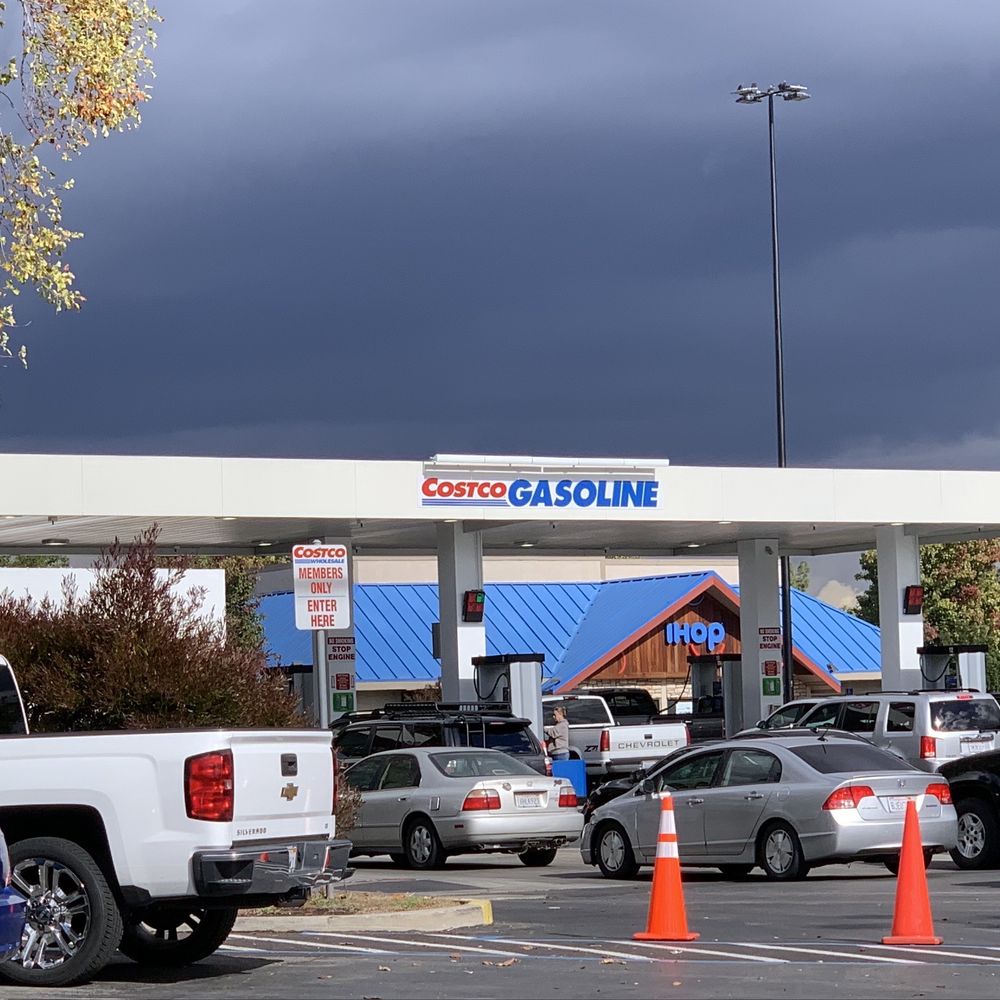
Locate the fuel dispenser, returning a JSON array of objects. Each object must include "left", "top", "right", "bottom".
[
  {"left": 917, "top": 644, "right": 988, "bottom": 692},
  {"left": 471, "top": 653, "right": 545, "bottom": 742},
  {"left": 687, "top": 653, "right": 744, "bottom": 738}
]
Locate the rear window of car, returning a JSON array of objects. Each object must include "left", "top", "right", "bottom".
[
  {"left": 429, "top": 752, "right": 539, "bottom": 778},
  {"left": 931, "top": 698, "right": 1000, "bottom": 733},
  {"left": 544, "top": 698, "right": 611, "bottom": 725},
  {"left": 791, "top": 743, "right": 917, "bottom": 774},
  {"left": 463, "top": 722, "right": 538, "bottom": 754}
]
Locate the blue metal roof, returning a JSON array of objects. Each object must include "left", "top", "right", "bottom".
[{"left": 260, "top": 575, "right": 880, "bottom": 688}]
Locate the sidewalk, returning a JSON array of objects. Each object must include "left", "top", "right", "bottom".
[{"left": 234, "top": 898, "right": 493, "bottom": 933}]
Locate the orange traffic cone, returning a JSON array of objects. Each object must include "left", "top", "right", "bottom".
[
  {"left": 634, "top": 792, "right": 699, "bottom": 941},
  {"left": 882, "top": 797, "right": 942, "bottom": 946}
]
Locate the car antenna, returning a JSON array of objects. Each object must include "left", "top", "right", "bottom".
[{"left": 816, "top": 725, "right": 831, "bottom": 743}]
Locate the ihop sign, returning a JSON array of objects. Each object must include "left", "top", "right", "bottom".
[{"left": 664, "top": 620, "right": 727, "bottom": 652}]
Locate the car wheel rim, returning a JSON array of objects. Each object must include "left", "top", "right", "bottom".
[
  {"left": 600, "top": 830, "right": 625, "bottom": 871},
  {"left": 410, "top": 826, "right": 432, "bottom": 865},
  {"left": 957, "top": 812, "right": 986, "bottom": 859},
  {"left": 765, "top": 830, "right": 793, "bottom": 874},
  {"left": 12, "top": 858, "right": 92, "bottom": 970}
]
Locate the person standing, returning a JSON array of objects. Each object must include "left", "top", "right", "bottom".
[{"left": 544, "top": 705, "right": 570, "bottom": 761}]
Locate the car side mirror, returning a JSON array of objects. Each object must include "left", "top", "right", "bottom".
[
  {"left": 630, "top": 768, "right": 644, "bottom": 782},
  {"left": 755, "top": 720, "right": 766, "bottom": 729},
  {"left": 637, "top": 778, "right": 656, "bottom": 795}
]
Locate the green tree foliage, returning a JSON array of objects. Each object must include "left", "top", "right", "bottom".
[
  {"left": 856, "top": 540, "right": 1000, "bottom": 688},
  {"left": 0, "top": 528, "right": 304, "bottom": 731},
  {"left": 790, "top": 560, "right": 810, "bottom": 592},
  {"left": 0, "top": 553, "right": 67, "bottom": 566},
  {"left": 0, "top": 0, "right": 159, "bottom": 361}
]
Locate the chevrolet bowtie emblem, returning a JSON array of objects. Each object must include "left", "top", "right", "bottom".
[{"left": 280, "top": 782, "right": 299, "bottom": 801}]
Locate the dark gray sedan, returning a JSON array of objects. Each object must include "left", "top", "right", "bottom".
[{"left": 580, "top": 734, "right": 957, "bottom": 880}]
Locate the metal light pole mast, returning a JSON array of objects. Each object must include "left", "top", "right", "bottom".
[{"left": 734, "top": 81, "right": 809, "bottom": 703}]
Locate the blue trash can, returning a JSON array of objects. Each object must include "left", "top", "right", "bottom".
[{"left": 551, "top": 759, "right": 587, "bottom": 798}]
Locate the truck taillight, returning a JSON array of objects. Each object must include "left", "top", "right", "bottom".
[
  {"left": 926, "top": 782, "right": 952, "bottom": 805},
  {"left": 558, "top": 786, "right": 578, "bottom": 808},
  {"left": 462, "top": 789, "right": 501, "bottom": 811},
  {"left": 544, "top": 756, "right": 553, "bottom": 777},
  {"left": 822, "top": 784, "right": 875, "bottom": 810},
  {"left": 920, "top": 736, "right": 938, "bottom": 759},
  {"left": 185, "top": 750, "right": 234, "bottom": 822},
  {"left": 599, "top": 729, "right": 610, "bottom": 753}
]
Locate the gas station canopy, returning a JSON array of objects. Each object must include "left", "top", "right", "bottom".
[{"left": 1, "top": 452, "right": 999, "bottom": 556}]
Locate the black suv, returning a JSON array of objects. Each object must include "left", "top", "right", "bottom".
[{"left": 332, "top": 702, "right": 549, "bottom": 775}]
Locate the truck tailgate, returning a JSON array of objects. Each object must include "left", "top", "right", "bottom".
[
  {"left": 601, "top": 723, "right": 688, "bottom": 772},
  {"left": 228, "top": 731, "right": 335, "bottom": 843}
]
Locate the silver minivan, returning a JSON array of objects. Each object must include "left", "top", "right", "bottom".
[{"left": 754, "top": 691, "right": 1000, "bottom": 772}]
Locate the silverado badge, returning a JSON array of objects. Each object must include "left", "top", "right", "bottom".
[{"left": 280, "top": 782, "right": 299, "bottom": 801}]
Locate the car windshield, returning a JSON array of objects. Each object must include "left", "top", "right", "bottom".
[
  {"left": 429, "top": 751, "right": 539, "bottom": 778},
  {"left": 480, "top": 722, "right": 537, "bottom": 754},
  {"left": 930, "top": 698, "right": 1000, "bottom": 733},
  {"left": 790, "top": 743, "right": 918, "bottom": 774},
  {"left": 762, "top": 703, "right": 815, "bottom": 729},
  {"left": 544, "top": 699, "right": 610, "bottom": 725}
]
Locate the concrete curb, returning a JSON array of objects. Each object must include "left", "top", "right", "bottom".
[{"left": 234, "top": 899, "right": 493, "bottom": 934}]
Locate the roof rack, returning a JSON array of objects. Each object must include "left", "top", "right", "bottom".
[
  {"left": 379, "top": 701, "right": 515, "bottom": 719},
  {"left": 907, "top": 687, "right": 982, "bottom": 695}
]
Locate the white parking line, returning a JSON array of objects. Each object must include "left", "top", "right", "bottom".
[
  {"left": 861, "top": 943, "right": 1000, "bottom": 963},
  {"left": 304, "top": 931, "right": 526, "bottom": 959},
  {"left": 228, "top": 933, "right": 393, "bottom": 955},
  {"left": 734, "top": 942, "right": 921, "bottom": 964},
  {"left": 218, "top": 943, "right": 267, "bottom": 953},
  {"left": 621, "top": 941, "right": 787, "bottom": 963},
  {"left": 429, "top": 932, "right": 655, "bottom": 963}
]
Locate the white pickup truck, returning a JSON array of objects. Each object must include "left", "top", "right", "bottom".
[
  {"left": 0, "top": 656, "right": 352, "bottom": 988},
  {"left": 542, "top": 693, "right": 689, "bottom": 784}
]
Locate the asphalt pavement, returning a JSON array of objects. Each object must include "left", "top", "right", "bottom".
[{"left": 5, "top": 852, "right": 1000, "bottom": 999}]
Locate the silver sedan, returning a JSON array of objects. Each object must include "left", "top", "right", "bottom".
[
  {"left": 344, "top": 748, "right": 584, "bottom": 870},
  {"left": 580, "top": 734, "right": 957, "bottom": 880}
]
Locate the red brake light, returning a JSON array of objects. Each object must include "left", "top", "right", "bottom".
[
  {"left": 599, "top": 729, "right": 610, "bottom": 753},
  {"left": 957, "top": 693, "right": 974, "bottom": 701},
  {"left": 822, "top": 784, "right": 875, "bottom": 810},
  {"left": 185, "top": 749, "right": 234, "bottom": 822},
  {"left": 920, "top": 736, "right": 938, "bottom": 759},
  {"left": 558, "top": 786, "right": 578, "bottom": 808},
  {"left": 462, "top": 789, "right": 501, "bottom": 811},
  {"left": 926, "top": 782, "right": 952, "bottom": 805},
  {"left": 544, "top": 756, "right": 553, "bottom": 777}
]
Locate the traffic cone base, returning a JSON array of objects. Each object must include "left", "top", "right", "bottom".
[
  {"left": 633, "top": 793, "right": 699, "bottom": 942},
  {"left": 881, "top": 798, "right": 941, "bottom": 947}
]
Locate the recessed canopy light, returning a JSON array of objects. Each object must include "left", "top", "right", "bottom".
[
  {"left": 686, "top": 543, "right": 701, "bottom": 548},
  {"left": 41, "top": 538, "right": 70, "bottom": 546},
  {"left": 890, "top": 522, "right": 905, "bottom": 527},
  {"left": 518, "top": 541, "right": 536, "bottom": 548},
  {"left": 442, "top": 518, "right": 458, "bottom": 524},
  {"left": 717, "top": 520, "right": 732, "bottom": 526},
  {"left": 252, "top": 539, "right": 274, "bottom": 547},
  {"left": 218, "top": 516, "right": 238, "bottom": 522}
]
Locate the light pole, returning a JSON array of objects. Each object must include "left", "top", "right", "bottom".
[{"left": 733, "top": 81, "right": 809, "bottom": 704}]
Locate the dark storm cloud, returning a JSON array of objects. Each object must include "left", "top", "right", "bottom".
[{"left": 2, "top": 1, "right": 999, "bottom": 466}]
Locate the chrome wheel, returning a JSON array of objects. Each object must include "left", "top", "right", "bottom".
[
  {"left": 957, "top": 811, "right": 987, "bottom": 860},
  {"left": 600, "top": 829, "right": 626, "bottom": 872},
  {"left": 764, "top": 829, "right": 794, "bottom": 875},
  {"left": 409, "top": 825, "right": 433, "bottom": 866},
  {"left": 13, "top": 858, "right": 91, "bottom": 970}
]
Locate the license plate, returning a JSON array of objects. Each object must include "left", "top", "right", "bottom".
[
  {"left": 884, "top": 796, "right": 911, "bottom": 813},
  {"left": 961, "top": 739, "right": 992, "bottom": 755},
  {"left": 515, "top": 793, "right": 542, "bottom": 809}
]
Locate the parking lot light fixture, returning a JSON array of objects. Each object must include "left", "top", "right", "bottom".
[{"left": 733, "top": 79, "right": 810, "bottom": 701}]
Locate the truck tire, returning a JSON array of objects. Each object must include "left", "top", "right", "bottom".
[
  {"left": 119, "top": 905, "right": 239, "bottom": 966},
  {"left": 950, "top": 797, "right": 1000, "bottom": 870},
  {"left": 0, "top": 836, "right": 123, "bottom": 988}
]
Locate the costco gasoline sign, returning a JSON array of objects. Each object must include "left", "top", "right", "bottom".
[
  {"left": 421, "top": 477, "right": 659, "bottom": 509},
  {"left": 293, "top": 543, "right": 351, "bottom": 630}
]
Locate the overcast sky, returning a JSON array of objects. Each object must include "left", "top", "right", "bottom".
[{"left": 2, "top": 3, "right": 998, "bottom": 592}]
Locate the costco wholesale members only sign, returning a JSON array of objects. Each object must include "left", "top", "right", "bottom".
[{"left": 293, "top": 543, "right": 352, "bottom": 630}]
